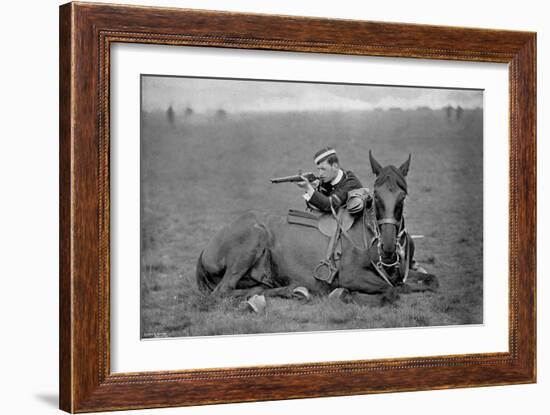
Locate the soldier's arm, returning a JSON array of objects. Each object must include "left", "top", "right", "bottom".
[
  {"left": 326, "top": 175, "right": 364, "bottom": 211},
  {"left": 307, "top": 191, "right": 342, "bottom": 212}
]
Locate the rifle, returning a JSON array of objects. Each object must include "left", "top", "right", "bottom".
[{"left": 270, "top": 172, "right": 318, "bottom": 184}]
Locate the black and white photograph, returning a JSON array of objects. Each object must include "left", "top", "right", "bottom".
[
  {"left": 4, "top": 0, "right": 546, "bottom": 413},
  {"left": 140, "top": 75, "right": 483, "bottom": 338}
]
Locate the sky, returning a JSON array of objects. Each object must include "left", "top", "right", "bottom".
[{"left": 142, "top": 75, "right": 483, "bottom": 114}]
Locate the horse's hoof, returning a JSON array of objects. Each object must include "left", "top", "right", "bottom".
[
  {"left": 329, "top": 288, "right": 351, "bottom": 303},
  {"left": 293, "top": 286, "right": 310, "bottom": 300},
  {"left": 379, "top": 290, "right": 400, "bottom": 306},
  {"left": 423, "top": 274, "right": 439, "bottom": 291},
  {"left": 411, "top": 262, "right": 428, "bottom": 274},
  {"left": 247, "top": 294, "right": 266, "bottom": 313}
]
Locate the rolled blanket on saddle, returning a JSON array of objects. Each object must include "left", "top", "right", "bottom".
[{"left": 347, "top": 187, "right": 373, "bottom": 214}]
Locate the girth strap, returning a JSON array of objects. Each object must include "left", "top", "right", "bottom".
[{"left": 312, "top": 203, "right": 343, "bottom": 284}]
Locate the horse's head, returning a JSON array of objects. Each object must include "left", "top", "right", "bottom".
[{"left": 369, "top": 150, "right": 410, "bottom": 260}]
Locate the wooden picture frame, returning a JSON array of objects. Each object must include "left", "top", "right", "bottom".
[{"left": 59, "top": 2, "right": 536, "bottom": 412}]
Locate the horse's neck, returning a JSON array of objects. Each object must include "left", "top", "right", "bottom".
[
  {"left": 348, "top": 211, "right": 372, "bottom": 249},
  {"left": 342, "top": 215, "right": 373, "bottom": 270}
]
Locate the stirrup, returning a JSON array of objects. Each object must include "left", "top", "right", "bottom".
[{"left": 313, "top": 259, "right": 338, "bottom": 284}]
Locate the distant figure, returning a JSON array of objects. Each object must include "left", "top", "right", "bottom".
[
  {"left": 166, "top": 105, "right": 175, "bottom": 125},
  {"left": 456, "top": 105, "right": 463, "bottom": 121},
  {"left": 216, "top": 108, "right": 227, "bottom": 119},
  {"left": 296, "top": 147, "right": 364, "bottom": 213},
  {"left": 184, "top": 106, "right": 193, "bottom": 117},
  {"left": 444, "top": 105, "right": 453, "bottom": 120}
]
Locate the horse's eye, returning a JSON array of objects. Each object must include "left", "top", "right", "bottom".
[{"left": 395, "top": 203, "right": 403, "bottom": 218}]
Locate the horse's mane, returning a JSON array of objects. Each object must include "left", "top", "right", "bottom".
[{"left": 374, "top": 166, "right": 408, "bottom": 194}]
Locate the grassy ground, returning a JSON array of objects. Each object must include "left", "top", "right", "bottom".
[{"left": 140, "top": 107, "right": 483, "bottom": 338}]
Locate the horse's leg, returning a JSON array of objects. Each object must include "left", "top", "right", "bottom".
[
  {"left": 219, "top": 286, "right": 264, "bottom": 298},
  {"left": 225, "top": 247, "right": 296, "bottom": 298},
  {"left": 211, "top": 223, "right": 267, "bottom": 296},
  {"left": 349, "top": 271, "right": 438, "bottom": 304},
  {"left": 211, "top": 267, "right": 248, "bottom": 296},
  {"left": 225, "top": 285, "right": 300, "bottom": 301},
  {"left": 211, "top": 248, "right": 261, "bottom": 296},
  {"left": 402, "top": 270, "right": 439, "bottom": 292},
  {"left": 350, "top": 287, "right": 401, "bottom": 307},
  {"left": 257, "top": 286, "right": 296, "bottom": 299},
  {"left": 344, "top": 270, "right": 437, "bottom": 307}
]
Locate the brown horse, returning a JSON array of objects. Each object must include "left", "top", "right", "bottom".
[{"left": 196, "top": 151, "right": 438, "bottom": 303}]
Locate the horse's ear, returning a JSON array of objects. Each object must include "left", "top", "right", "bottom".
[
  {"left": 398, "top": 153, "right": 411, "bottom": 177},
  {"left": 369, "top": 150, "right": 382, "bottom": 176}
]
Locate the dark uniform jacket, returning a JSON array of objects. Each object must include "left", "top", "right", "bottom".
[{"left": 307, "top": 169, "right": 363, "bottom": 213}]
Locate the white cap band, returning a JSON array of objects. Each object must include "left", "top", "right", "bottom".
[{"left": 314, "top": 149, "right": 336, "bottom": 164}]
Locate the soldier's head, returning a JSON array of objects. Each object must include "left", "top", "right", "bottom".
[{"left": 314, "top": 147, "right": 340, "bottom": 184}]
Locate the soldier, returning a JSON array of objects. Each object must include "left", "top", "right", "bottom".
[{"left": 296, "top": 147, "right": 363, "bottom": 213}]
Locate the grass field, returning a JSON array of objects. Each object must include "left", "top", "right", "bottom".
[{"left": 140, "top": 107, "right": 483, "bottom": 338}]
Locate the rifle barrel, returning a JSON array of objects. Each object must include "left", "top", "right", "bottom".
[
  {"left": 270, "top": 175, "right": 301, "bottom": 183},
  {"left": 270, "top": 172, "right": 317, "bottom": 184}
]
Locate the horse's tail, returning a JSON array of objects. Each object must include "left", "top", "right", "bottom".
[{"left": 195, "top": 251, "right": 220, "bottom": 293}]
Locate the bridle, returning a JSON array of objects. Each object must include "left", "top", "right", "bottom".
[
  {"left": 330, "top": 191, "right": 410, "bottom": 288},
  {"left": 375, "top": 216, "right": 406, "bottom": 267},
  {"left": 369, "top": 192, "right": 411, "bottom": 286}
]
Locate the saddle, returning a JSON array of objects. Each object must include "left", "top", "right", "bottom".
[
  {"left": 287, "top": 209, "right": 355, "bottom": 236},
  {"left": 287, "top": 208, "right": 356, "bottom": 284}
]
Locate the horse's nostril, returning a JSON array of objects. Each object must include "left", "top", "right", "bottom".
[{"left": 382, "top": 244, "right": 395, "bottom": 254}]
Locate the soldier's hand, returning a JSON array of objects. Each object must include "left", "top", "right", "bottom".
[
  {"left": 364, "top": 188, "right": 374, "bottom": 207},
  {"left": 363, "top": 187, "right": 372, "bottom": 198},
  {"left": 295, "top": 175, "right": 313, "bottom": 191},
  {"left": 295, "top": 179, "right": 307, "bottom": 189}
]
